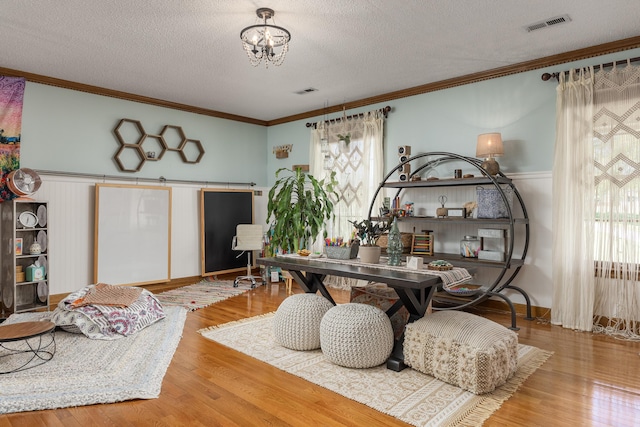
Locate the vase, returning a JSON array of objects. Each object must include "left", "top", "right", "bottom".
[
  {"left": 386, "top": 218, "right": 403, "bottom": 266},
  {"left": 358, "top": 245, "right": 381, "bottom": 264}
]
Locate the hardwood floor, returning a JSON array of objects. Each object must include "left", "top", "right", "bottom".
[{"left": 2, "top": 279, "right": 639, "bottom": 426}]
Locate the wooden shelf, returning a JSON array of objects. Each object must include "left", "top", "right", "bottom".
[
  {"left": 383, "top": 176, "right": 512, "bottom": 189},
  {"left": 373, "top": 216, "right": 529, "bottom": 226},
  {"left": 407, "top": 252, "right": 524, "bottom": 269}
]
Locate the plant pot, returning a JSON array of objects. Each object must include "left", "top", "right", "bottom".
[{"left": 358, "top": 245, "right": 381, "bottom": 264}]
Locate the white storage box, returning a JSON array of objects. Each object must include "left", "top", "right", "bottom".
[
  {"left": 478, "top": 250, "right": 505, "bottom": 261},
  {"left": 477, "top": 228, "right": 505, "bottom": 238}
]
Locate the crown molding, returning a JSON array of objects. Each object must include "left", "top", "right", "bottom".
[
  {"left": 268, "top": 35, "right": 640, "bottom": 126},
  {"left": 4, "top": 35, "right": 640, "bottom": 127},
  {"left": 0, "top": 66, "right": 267, "bottom": 126}
]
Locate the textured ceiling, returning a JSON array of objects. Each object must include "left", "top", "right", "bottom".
[{"left": 2, "top": 0, "right": 640, "bottom": 122}]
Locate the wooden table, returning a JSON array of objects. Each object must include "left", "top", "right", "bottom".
[
  {"left": 0, "top": 321, "right": 56, "bottom": 374},
  {"left": 257, "top": 256, "right": 443, "bottom": 370}
]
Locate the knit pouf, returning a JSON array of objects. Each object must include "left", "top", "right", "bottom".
[
  {"left": 350, "top": 283, "right": 409, "bottom": 339},
  {"left": 403, "top": 311, "right": 518, "bottom": 394},
  {"left": 272, "top": 293, "right": 334, "bottom": 351},
  {"left": 320, "top": 303, "right": 394, "bottom": 368}
]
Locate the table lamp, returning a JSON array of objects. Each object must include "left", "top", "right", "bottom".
[{"left": 476, "top": 133, "right": 504, "bottom": 175}]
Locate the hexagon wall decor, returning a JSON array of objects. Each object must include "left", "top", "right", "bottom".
[{"left": 113, "top": 119, "right": 205, "bottom": 172}]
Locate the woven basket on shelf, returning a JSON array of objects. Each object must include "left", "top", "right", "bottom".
[{"left": 377, "top": 232, "right": 413, "bottom": 253}]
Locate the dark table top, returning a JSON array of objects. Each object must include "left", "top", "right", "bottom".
[{"left": 257, "top": 256, "right": 442, "bottom": 290}]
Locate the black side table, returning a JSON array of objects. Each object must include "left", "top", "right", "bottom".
[{"left": 0, "top": 321, "right": 56, "bottom": 374}]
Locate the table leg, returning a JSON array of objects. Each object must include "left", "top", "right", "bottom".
[
  {"left": 386, "top": 285, "right": 437, "bottom": 371},
  {"left": 287, "top": 270, "right": 335, "bottom": 305}
]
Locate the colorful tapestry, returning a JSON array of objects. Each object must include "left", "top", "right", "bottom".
[{"left": 0, "top": 76, "right": 25, "bottom": 202}]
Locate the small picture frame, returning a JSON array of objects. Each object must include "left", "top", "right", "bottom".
[
  {"left": 15, "top": 238, "right": 23, "bottom": 255},
  {"left": 447, "top": 207, "right": 467, "bottom": 218}
]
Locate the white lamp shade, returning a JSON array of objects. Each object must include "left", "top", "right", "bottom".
[{"left": 476, "top": 133, "right": 504, "bottom": 158}]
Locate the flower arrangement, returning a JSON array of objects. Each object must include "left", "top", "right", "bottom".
[{"left": 348, "top": 218, "right": 391, "bottom": 247}]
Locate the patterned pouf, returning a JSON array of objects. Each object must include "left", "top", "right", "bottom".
[
  {"left": 320, "top": 303, "right": 394, "bottom": 368},
  {"left": 272, "top": 293, "right": 334, "bottom": 351},
  {"left": 403, "top": 311, "right": 518, "bottom": 394}
]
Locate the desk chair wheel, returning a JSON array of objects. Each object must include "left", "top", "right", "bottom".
[{"left": 234, "top": 276, "right": 260, "bottom": 288}]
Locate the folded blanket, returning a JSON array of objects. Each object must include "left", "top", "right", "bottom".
[
  {"left": 69, "top": 283, "right": 143, "bottom": 308},
  {"left": 53, "top": 284, "right": 166, "bottom": 340}
]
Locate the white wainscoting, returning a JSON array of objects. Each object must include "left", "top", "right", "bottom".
[
  {"left": 34, "top": 172, "right": 552, "bottom": 309},
  {"left": 34, "top": 174, "right": 269, "bottom": 296}
]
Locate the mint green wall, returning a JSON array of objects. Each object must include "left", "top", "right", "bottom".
[
  {"left": 266, "top": 47, "right": 640, "bottom": 185},
  {"left": 16, "top": 46, "right": 640, "bottom": 188},
  {"left": 21, "top": 83, "right": 268, "bottom": 186}
]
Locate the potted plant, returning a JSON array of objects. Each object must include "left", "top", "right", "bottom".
[
  {"left": 337, "top": 133, "right": 351, "bottom": 146},
  {"left": 267, "top": 167, "right": 338, "bottom": 254},
  {"left": 348, "top": 218, "right": 391, "bottom": 263}
]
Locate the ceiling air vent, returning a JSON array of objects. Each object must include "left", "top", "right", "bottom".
[
  {"left": 294, "top": 87, "right": 318, "bottom": 95},
  {"left": 525, "top": 14, "right": 571, "bottom": 32}
]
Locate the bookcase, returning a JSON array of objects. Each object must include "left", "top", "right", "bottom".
[
  {"left": 368, "top": 151, "right": 532, "bottom": 329},
  {"left": 0, "top": 200, "right": 49, "bottom": 318}
]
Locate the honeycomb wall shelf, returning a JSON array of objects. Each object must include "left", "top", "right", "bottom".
[{"left": 113, "top": 119, "right": 204, "bottom": 172}]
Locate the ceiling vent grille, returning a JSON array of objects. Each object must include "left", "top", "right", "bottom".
[
  {"left": 525, "top": 14, "right": 571, "bottom": 32},
  {"left": 295, "top": 87, "right": 318, "bottom": 95}
]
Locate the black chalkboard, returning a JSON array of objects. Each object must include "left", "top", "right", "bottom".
[{"left": 200, "top": 189, "right": 254, "bottom": 276}]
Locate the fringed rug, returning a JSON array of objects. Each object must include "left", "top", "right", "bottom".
[
  {"left": 0, "top": 306, "right": 187, "bottom": 414},
  {"left": 156, "top": 279, "right": 255, "bottom": 311},
  {"left": 199, "top": 313, "right": 553, "bottom": 427}
]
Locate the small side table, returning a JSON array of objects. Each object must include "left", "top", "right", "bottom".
[
  {"left": 0, "top": 321, "right": 56, "bottom": 374},
  {"left": 281, "top": 271, "right": 293, "bottom": 294}
]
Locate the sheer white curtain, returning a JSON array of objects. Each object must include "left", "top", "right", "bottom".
[
  {"left": 553, "top": 62, "right": 640, "bottom": 338},
  {"left": 551, "top": 67, "right": 596, "bottom": 331},
  {"left": 309, "top": 110, "right": 385, "bottom": 254}
]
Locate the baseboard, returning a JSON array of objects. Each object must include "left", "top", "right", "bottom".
[{"left": 470, "top": 299, "right": 551, "bottom": 320}]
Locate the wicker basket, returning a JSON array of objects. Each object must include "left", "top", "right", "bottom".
[
  {"left": 427, "top": 260, "right": 453, "bottom": 271},
  {"left": 427, "top": 264, "right": 453, "bottom": 271},
  {"left": 377, "top": 232, "right": 413, "bottom": 253},
  {"left": 325, "top": 243, "right": 359, "bottom": 260}
]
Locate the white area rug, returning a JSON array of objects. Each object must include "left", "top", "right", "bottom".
[
  {"left": 0, "top": 305, "right": 187, "bottom": 414},
  {"left": 155, "top": 279, "right": 254, "bottom": 311},
  {"left": 200, "top": 313, "right": 553, "bottom": 427}
]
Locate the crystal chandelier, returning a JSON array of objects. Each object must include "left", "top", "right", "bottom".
[{"left": 240, "top": 8, "right": 291, "bottom": 67}]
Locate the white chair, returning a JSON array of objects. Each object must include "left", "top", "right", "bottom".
[{"left": 232, "top": 224, "right": 264, "bottom": 288}]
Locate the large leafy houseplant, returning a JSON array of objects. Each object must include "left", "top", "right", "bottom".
[{"left": 267, "top": 167, "right": 338, "bottom": 254}]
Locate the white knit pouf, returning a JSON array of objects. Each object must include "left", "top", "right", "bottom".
[
  {"left": 272, "top": 293, "right": 334, "bottom": 351},
  {"left": 403, "top": 311, "right": 518, "bottom": 394},
  {"left": 320, "top": 303, "right": 394, "bottom": 368}
]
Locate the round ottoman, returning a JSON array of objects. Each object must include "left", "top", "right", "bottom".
[
  {"left": 320, "top": 303, "right": 394, "bottom": 368},
  {"left": 272, "top": 293, "right": 334, "bottom": 350}
]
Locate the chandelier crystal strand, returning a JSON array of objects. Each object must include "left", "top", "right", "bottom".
[{"left": 240, "top": 8, "right": 291, "bottom": 67}]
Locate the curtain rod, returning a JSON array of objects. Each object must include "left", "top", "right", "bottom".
[
  {"left": 541, "top": 56, "right": 640, "bottom": 82},
  {"left": 305, "top": 106, "right": 391, "bottom": 129},
  {"left": 34, "top": 169, "right": 256, "bottom": 187}
]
